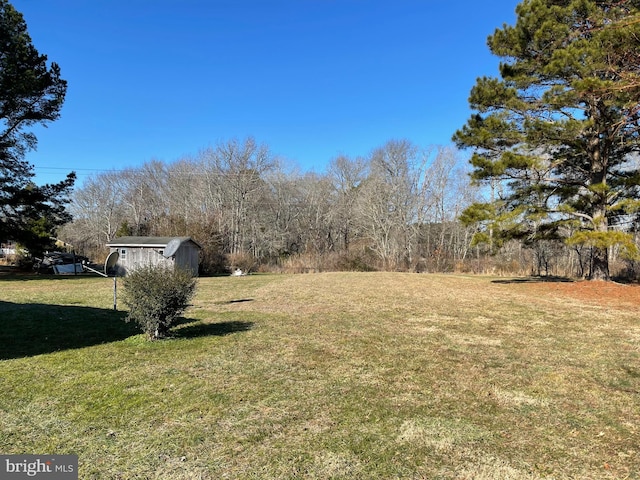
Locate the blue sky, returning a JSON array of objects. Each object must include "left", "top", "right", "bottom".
[{"left": 15, "top": 1, "right": 519, "bottom": 185}]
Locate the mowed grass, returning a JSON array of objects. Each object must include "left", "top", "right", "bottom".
[{"left": 1, "top": 272, "right": 639, "bottom": 479}]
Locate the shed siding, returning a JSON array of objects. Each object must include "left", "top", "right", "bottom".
[
  {"left": 108, "top": 240, "right": 200, "bottom": 276},
  {"left": 174, "top": 244, "right": 199, "bottom": 275}
]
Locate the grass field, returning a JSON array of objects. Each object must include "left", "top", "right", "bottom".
[{"left": 1, "top": 272, "right": 639, "bottom": 479}]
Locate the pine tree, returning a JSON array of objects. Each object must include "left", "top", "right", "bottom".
[
  {"left": 454, "top": 0, "right": 640, "bottom": 280},
  {"left": 0, "top": 0, "right": 75, "bottom": 255}
]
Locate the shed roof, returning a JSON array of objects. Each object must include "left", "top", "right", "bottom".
[{"left": 106, "top": 236, "right": 202, "bottom": 249}]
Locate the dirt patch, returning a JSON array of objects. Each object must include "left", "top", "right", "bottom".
[{"left": 510, "top": 278, "right": 640, "bottom": 311}]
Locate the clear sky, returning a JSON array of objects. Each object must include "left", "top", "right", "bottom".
[{"left": 14, "top": 0, "right": 519, "bottom": 185}]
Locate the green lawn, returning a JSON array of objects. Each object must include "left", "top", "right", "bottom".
[{"left": 1, "top": 272, "right": 638, "bottom": 479}]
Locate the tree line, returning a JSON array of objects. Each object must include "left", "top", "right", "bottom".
[
  {"left": 61, "top": 138, "right": 485, "bottom": 274},
  {"left": 62, "top": 136, "right": 639, "bottom": 278}
]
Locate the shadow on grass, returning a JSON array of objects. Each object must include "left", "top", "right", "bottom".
[
  {"left": 210, "top": 298, "right": 254, "bottom": 306},
  {"left": 492, "top": 276, "right": 574, "bottom": 284},
  {"left": 174, "top": 320, "right": 254, "bottom": 339},
  {"left": 0, "top": 300, "right": 138, "bottom": 360},
  {"left": 1, "top": 301, "right": 256, "bottom": 358}
]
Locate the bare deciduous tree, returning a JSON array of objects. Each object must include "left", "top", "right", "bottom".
[
  {"left": 63, "top": 138, "right": 495, "bottom": 275},
  {"left": 327, "top": 155, "right": 367, "bottom": 252}
]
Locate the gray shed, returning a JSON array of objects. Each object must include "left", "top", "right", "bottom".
[{"left": 106, "top": 236, "right": 201, "bottom": 276}]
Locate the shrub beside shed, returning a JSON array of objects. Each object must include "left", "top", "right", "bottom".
[{"left": 106, "top": 236, "right": 201, "bottom": 276}]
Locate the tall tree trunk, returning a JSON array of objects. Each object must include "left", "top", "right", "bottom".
[
  {"left": 587, "top": 116, "right": 610, "bottom": 281},
  {"left": 590, "top": 246, "right": 609, "bottom": 280}
]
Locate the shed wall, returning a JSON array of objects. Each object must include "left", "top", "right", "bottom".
[
  {"left": 109, "top": 244, "right": 199, "bottom": 276},
  {"left": 174, "top": 244, "right": 199, "bottom": 276}
]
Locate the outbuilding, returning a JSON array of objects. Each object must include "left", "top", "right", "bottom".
[{"left": 106, "top": 236, "right": 201, "bottom": 276}]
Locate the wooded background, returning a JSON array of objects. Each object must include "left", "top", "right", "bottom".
[{"left": 59, "top": 137, "right": 640, "bottom": 278}]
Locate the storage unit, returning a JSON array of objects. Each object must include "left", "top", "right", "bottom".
[{"left": 106, "top": 236, "right": 201, "bottom": 276}]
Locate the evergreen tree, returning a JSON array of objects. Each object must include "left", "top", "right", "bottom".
[
  {"left": 0, "top": 0, "right": 75, "bottom": 255},
  {"left": 454, "top": 0, "right": 640, "bottom": 280}
]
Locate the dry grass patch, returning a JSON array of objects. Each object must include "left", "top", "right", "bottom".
[{"left": 1, "top": 272, "right": 639, "bottom": 478}]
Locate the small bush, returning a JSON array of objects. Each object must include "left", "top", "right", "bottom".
[{"left": 122, "top": 265, "right": 197, "bottom": 340}]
